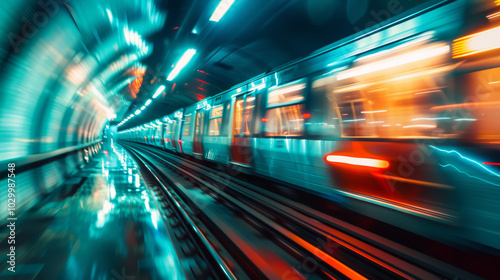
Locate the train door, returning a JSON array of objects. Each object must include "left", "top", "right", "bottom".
[
  {"left": 193, "top": 110, "right": 205, "bottom": 156},
  {"left": 171, "top": 119, "right": 178, "bottom": 150},
  {"left": 162, "top": 122, "right": 170, "bottom": 149},
  {"left": 230, "top": 93, "right": 255, "bottom": 166}
]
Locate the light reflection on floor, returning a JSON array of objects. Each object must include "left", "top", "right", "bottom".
[{"left": 0, "top": 144, "right": 186, "bottom": 280}]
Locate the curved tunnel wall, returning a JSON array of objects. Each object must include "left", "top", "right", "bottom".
[{"left": 0, "top": 0, "right": 164, "bottom": 219}]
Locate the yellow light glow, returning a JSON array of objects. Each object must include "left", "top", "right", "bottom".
[
  {"left": 487, "top": 11, "right": 500, "bottom": 20},
  {"left": 268, "top": 84, "right": 306, "bottom": 98},
  {"left": 453, "top": 26, "right": 500, "bottom": 58},
  {"left": 337, "top": 44, "right": 450, "bottom": 80}
]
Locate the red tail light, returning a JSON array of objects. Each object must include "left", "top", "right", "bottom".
[
  {"left": 483, "top": 162, "right": 500, "bottom": 166},
  {"left": 325, "top": 155, "right": 389, "bottom": 168}
]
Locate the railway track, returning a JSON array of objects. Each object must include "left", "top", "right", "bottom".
[{"left": 122, "top": 142, "right": 488, "bottom": 280}]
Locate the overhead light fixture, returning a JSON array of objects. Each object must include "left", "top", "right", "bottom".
[
  {"left": 140, "top": 106, "right": 146, "bottom": 110},
  {"left": 167, "top": 49, "right": 197, "bottom": 81},
  {"left": 145, "top": 99, "right": 152, "bottom": 106},
  {"left": 209, "top": 0, "right": 235, "bottom": 22},
  {"left": 135, "top": 109, "right": 141, "bottom": 115},
  {"left": 106, "top": 9, "right": 113, "bottom": 23},
  {"left": 152, "top": 85, "right": 166, "bottom": 98}
]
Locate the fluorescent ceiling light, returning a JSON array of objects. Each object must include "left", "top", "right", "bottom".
[
  {"left": 140, "top": 106, "right": 146, "bottom": 110},
  {"left": 135, "top": 109, "right": 141, "bottom": 115},
  {"left": 145, "top": 99, "right": 152, "bottom": 106},
  {"left": 167, "top": 49, "right": 197, "bottom": 81},
  {"left": 152, "top": 85, "right": 166, "bottom": 98},
  {"left": 106, "top": 9, "right": 113, "bottom": 23},
  {"left": 209, "top": 0, "right": 235, "bottom": 22}
]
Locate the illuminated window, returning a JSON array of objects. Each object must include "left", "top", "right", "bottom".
[
  {"left": 243, "top": 96, "right": 255, "bottom": 135},
  {"left": 267, "top": 83, "right": 306, "bottom": 107},
  {"left": 332, "top": 42, "right": 453, "bottom": 139},
  {"left": 265, "top": 104, "right": 305, "bottom": 136},
  {"left": 208, "top": 106, "right": 223, "bottom": 136},
  {"left": 195, "top": 112, "right": 204, "bottom": 136},
  {"left": 309, "top": 75, "right": 341, "bottom": 137},
  {"left": 182, "top": 116, "right": 191, "bottom": 136},
  {"left": 265, "top": 81, "right": 306, "bottom": 137},
  {"left": 449, "top": 67, "right": 500, "bottom": 143},
  {"left": 233, "top": 99, "right": 243, "bottom": 135}
]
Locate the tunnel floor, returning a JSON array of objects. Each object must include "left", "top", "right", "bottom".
[{"left": 0, "top": 145, "right": 186, "bottom": 280}]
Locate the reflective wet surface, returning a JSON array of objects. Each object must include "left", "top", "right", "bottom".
[{"left": 0, "top": 144, "right": 186, "bottom": 280}]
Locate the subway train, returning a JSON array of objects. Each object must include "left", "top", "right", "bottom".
[{"left": 119, "top": 0, "right": 500, "bottom": 251}]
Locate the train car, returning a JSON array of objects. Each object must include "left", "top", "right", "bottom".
[{"left": 120, "top": 0, "right": 500, "bottom": 250}]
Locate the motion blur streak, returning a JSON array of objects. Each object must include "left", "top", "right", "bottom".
[
  {"left": 453, "top": 25, "right": 500, "bottom": 58},
  {"left": 325, "top": 155, "right": 390, "bottom": 169}
]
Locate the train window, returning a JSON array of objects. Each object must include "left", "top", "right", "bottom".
[
  {"left": 208, "top": 106, "right": 223, "bottom": 136},
  {"left": 309, "top": 75, "right": 341, "bottom": 137},
  {"left": 253, "top": 95, "right": 263, "bottom": 135},
  {"left": 182, "top": 115, "right": 191, "bottom": 136},
  {"left": 267, "top": 83, "right": 306, "bottom": 107},
  {"left": 243, "top": 96, "right": 255, "bottom": 136},
  {"left": 265, "top": 81, "right": 306, "bottom": 137},
  {"left": 194, "top": 111, "right": 204, "bottom": 136},
  {"left": 331, "top": 41, "right": 453, "bottom": 139},
  {"left": 265, "top": 104, "right": 305, "bottom": 137},
  {"left": 211, "top": 106, "right": 223, "bottom": 118},
  {"left": 444, "top": 67, "right": 500, "bottom": 143},
  {"left": 233, "top": 98, "right": 244, "bottom": 135}
]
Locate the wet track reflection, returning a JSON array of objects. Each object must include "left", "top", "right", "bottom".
[{"left": 0, "top": 146, "right": 185, "bottom": 279}]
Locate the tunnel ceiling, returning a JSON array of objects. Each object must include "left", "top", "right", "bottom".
[{"left": 93, "top": 0, "right": 428, "bottom": 129}]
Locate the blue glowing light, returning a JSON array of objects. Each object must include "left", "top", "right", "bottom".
[
  {"left": 209, "top": 0, "right": 235, "bottom": 22},
  {"left": 167, "top": 49, "right": 196, "bottom": 81},
  {"left": 430, "top": 145, "right": 500, "bottom": 186},
  {"left": 153, "top": 85, "right": 166, "bottom": 99}
]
